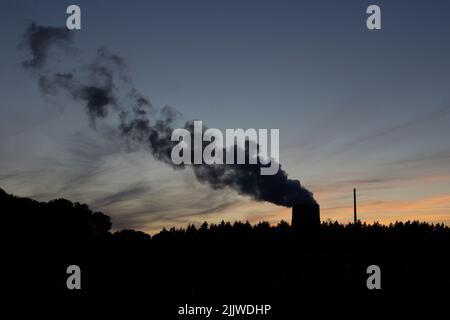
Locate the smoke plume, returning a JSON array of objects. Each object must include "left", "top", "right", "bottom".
[
  {"left": 21, "top": 23, "right": 316, "bottom": 207},
  {"left": 21, "top": 23, "right": 73, "bottom": 69}
]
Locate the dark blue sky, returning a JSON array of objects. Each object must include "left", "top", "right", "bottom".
[{"left": 1, "top": 0, "right": 450, "bottom": 232}]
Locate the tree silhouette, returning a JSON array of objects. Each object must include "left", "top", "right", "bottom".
[{"left": 1, "top": 187, "right": 450, "bottom": 295}]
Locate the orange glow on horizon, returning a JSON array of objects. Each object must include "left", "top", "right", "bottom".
[{"left": 321, "top": 193, "right": 450, "bottom": 225}]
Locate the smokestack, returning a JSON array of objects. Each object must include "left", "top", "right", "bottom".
[
  {"left": 291, "top": 203, "right": 320, "bottom": 233},
  {"left": 353, "top": 188, "right": 357, "bottom": 224}
]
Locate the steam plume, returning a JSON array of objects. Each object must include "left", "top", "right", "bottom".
[
  {"left": 21, "top": 23, "right": 73, "bottom": 69},
  {"left": 21, "top": 23, "right": 316, "bottom": 207}
]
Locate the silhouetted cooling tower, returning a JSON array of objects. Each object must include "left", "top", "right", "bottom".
[{"left": 291, "top": 203, "right": 320, "bottom": 232}]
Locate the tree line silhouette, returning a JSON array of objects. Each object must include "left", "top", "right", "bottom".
[
  {"left": 1, "top": 187, "right": 449, "bottom": 254},
  {"left": 2, "top": 187, "right": 450, "bottom": 297}
]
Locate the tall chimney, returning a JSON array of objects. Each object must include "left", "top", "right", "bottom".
[{"left": 353, "top": 188, "right": 357, "bottom": 224}]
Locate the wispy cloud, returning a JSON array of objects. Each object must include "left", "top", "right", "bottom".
[
  {"left": 339, "top": 107, "right": 450, "bottom": 151},
  {"left": 322, "top": 194, "right": 450, "bottom": 224}
]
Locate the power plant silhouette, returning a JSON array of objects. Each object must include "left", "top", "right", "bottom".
[
  {"left": 291, "top": 188, "right": 358, "bottom": 231},
  {"left": 291, "top": 203, "right": 321, "bottom": 232}
]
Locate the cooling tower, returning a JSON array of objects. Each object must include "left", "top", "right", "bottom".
[{"left": 291, "top": 203, "right": 320, "bottom": 232}]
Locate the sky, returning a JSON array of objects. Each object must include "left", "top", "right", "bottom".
[{"left": 1, "top": 0, "right": 450, "bottom": 234}]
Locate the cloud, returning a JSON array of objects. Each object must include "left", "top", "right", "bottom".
[
  {"left": 91, "top": 183, "right": 151, "bottom": 208},
  {"left": 322, "top": 194, "right": 450, "bottom": 225},
  {"left": 338, "top": 107, "right": 450, "bottom": 153},
  {"left": 391, "top": 149, "right": 450, "bottom": 167}
]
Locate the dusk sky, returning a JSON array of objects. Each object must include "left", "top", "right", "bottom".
[{"left": 1, "top": 0, "right": 450, "bottom": 233}]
